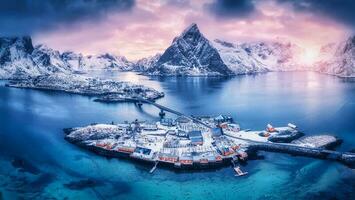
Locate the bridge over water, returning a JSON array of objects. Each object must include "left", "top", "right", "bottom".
[{"left": 134, "top": 97, "right": 213, "bottom": 128}]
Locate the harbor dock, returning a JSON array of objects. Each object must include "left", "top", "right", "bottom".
[
  {"left": 64, "top": 116, "right": 355, "bottom": 171},
  {"left": 63, "top": 99, "right": 355, "bottom": 171}
]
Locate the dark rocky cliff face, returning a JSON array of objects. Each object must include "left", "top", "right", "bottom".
[
  {"left": 342, "top": 35, "right": 355, "bottom": 54},
  {"left": 151, "top": 23, "right": 234, "bottom": 76},
  {"left": 0, "top": 36, "right": 34, "bottom": 65}
]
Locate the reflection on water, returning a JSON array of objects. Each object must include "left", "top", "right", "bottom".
[{"left": 0, "top": 71, "right": 354, "bottom": 199}]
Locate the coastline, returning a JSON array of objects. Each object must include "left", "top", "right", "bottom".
[{"left": 63, "top": 120, "right": 355, "bottom": 172}]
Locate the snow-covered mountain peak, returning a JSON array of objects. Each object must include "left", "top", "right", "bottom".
[
  {"left": 0, "top": 36, "right": 134, "bottom": 79},
  {"left": 150, "top": 23, "right": 233, "bottom": 76},
  {"left": 34, "top": 44, "right": 62, "bottom": 56},
  {"left": 173, "top": 23, "right": 206, "bottom": 46},
  {"left": 0, "top": 36, "right": 34, "bottom": 54},
  {"left": 181, "top": 23, "right": 199, "bottom": 37},
  {"left": 0, "top": 36, "right": 34, "bottom": 64}
]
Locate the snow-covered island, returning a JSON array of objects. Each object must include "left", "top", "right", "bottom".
[
  {"left": 64, "top": 116, "right": 355, "bottom": 171},
  {"left": 6, "top": 73, "right": 164, "bottom": 102}
]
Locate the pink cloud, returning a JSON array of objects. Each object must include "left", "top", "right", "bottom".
[{"left": 33, "top": 0, "right": 351, "bottom": 60}]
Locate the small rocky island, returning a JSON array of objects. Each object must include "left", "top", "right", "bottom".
[
  {"left": 6, "top": 73, "right": 164, "bottom": 102},
  {"left": 64, "top": 115, "right": 355, "bottom": 171}
]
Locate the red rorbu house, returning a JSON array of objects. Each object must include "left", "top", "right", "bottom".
[
  {"left": 220, "top": 147, "right": 235, "bottom": 156},
  {"left": 158, "top": 153, "right": 178, "bottom": 164},
  {"left": 117, "top": 146, "right": 135, "bottom": 154},
  {"left": 179, "top": 155, "right": 193, "bottom": 165},
  {"left": 95, "top": 142, "right": 113, "bottom": 150},
  {"left": 199, "top": 158, "right": 209, "bottom": 164}
]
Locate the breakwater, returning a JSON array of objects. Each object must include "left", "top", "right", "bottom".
[{"left": 247, "top": 141, "right": 355, "bottom": 168}]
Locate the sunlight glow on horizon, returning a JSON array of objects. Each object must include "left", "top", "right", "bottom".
[
  {"left": 298, "top": 47, "right": 321, "bottom": 66},
  {"left": 32, "top": 0, "right": 351, "bottom": 61}
]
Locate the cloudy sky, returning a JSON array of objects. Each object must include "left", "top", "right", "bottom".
[{"left": 1, "top": 0, "right": 354, "bottom": 60}]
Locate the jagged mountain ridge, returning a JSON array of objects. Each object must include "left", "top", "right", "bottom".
[
  {"left": 1, "top": 24, "right": 354, "bottom": 79},
  {"left": 147, "top": 23, "right": 234, "bottom": 76},
  {"left": 136, "top": 24, "right": 303, "bottom": 76},
  {"left": 0, "top": 37, "right": 73, "bottom": 79},
  {"left": 0, "top": 37, "right": 132, "bottom": 79},
  {"left": 134, "top": 24, "right": 354, "bottom": 77}
]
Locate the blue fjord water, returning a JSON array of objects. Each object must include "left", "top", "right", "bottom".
[{"left": 0, "top": 71, "right": 354, "bottom": 200}]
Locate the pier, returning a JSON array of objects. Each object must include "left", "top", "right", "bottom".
[
  {"left": 224, "top": 131, "right": 354, "bottom": 167},
  {"left": 246, "top": 141, "right": 355, "bottom": 167},
  {"left": 150, "top": 161, "right": 159, "bottom": 173}
]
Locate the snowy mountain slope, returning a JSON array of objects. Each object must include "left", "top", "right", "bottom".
[
  {"left": 61, "top": 51, "right": 83, "bottom": 71},
  {"left": 315, "top": 36, "right": 355, "bottom": 77},
  {"left": 79, "top": 53, "right": 133, "bottom": 71},
  {"left": 32, "top": 45, "right": 72, "bottom": 73},
  {"left": 148, "top": 23, "right": 234, "bottom": 76},
  {"left": 241, "top": 42, "right": 303, "bottom": 71},
  {"left": 212, "top": 39, "right": 269, "bottom": 74},
  {"left": 132, "top": 53, "right": 161, "bottom": 72},
  {"left": 0, "top": 36, "right": 133, "bottom": 79},
  {"left": 2, "top": 30, "right": 353, "bottom": 79},
  {"left": 61, "top": 52, "right": 132, "bottom": 71},
  {"left": 212, "top": 39, "right": 304, "bottom": 73},
  {"left": 0, "top": 37, "right": 72, "bottom": 79},
  {"left": 137, "top": 23, "right": 303, "bottom": 76}
]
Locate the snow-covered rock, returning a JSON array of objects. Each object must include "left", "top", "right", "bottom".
[
  {"left": 61, "top": 52, "right": 133, "bottom": 71},
  {"left": 213, "top": 39, "right": 305, "bottom": 73},
  {"left": 61, "top": 51, "right": 83, "bottom": 71},
  {"left": 32, "top": 44, "right": 73, "bottom": 73},
  {"left": 0, "top": 36, "right": 133, "bottom": 79},
  {"left": 315, "top": 36, "right": 355, "bottom": 77},
  {"left": 148, "top": 23, "right": 234, "bottom": 76},
  {"left": 66, "top": 124, "right": 124, "bottom": 143},
  {"left": 80, "top": 53, "right": 133, "bottom": 71},
  {"left": 213, "top": 39, "right": 269, "bottom": 74},
  {"left": 0, "top": 37, "right": 51, "bottom": 79},
  {"left": 138, "top": 24, "right": 303, "bottom": 76},
  {"left": 132, "top": 53, "right": 161, "bottom": 72},
  {"left": 242, "top": 42, "right": 303, "bottom": 71}
]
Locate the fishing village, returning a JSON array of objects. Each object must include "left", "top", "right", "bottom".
[{"left": 63, "top": 99, "right": 355, "bottom": 175}]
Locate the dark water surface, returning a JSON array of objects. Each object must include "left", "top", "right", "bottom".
[{"left": 0, "top": 71, "right": 354, "bottom": 199}]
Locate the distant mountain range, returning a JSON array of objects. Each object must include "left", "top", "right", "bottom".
[
  {"left": 140, "top": 23, "right": 306, "bottom": 76},
  {"left": 0, "top": 23, "right": 354, "bottom": 79},
  {"left": 0, "top": 37, "right": 132, "bottom": 79}
]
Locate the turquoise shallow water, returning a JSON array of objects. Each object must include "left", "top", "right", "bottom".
[{"left": 0, "top": 71, "right": 354, "bottom": 199}]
